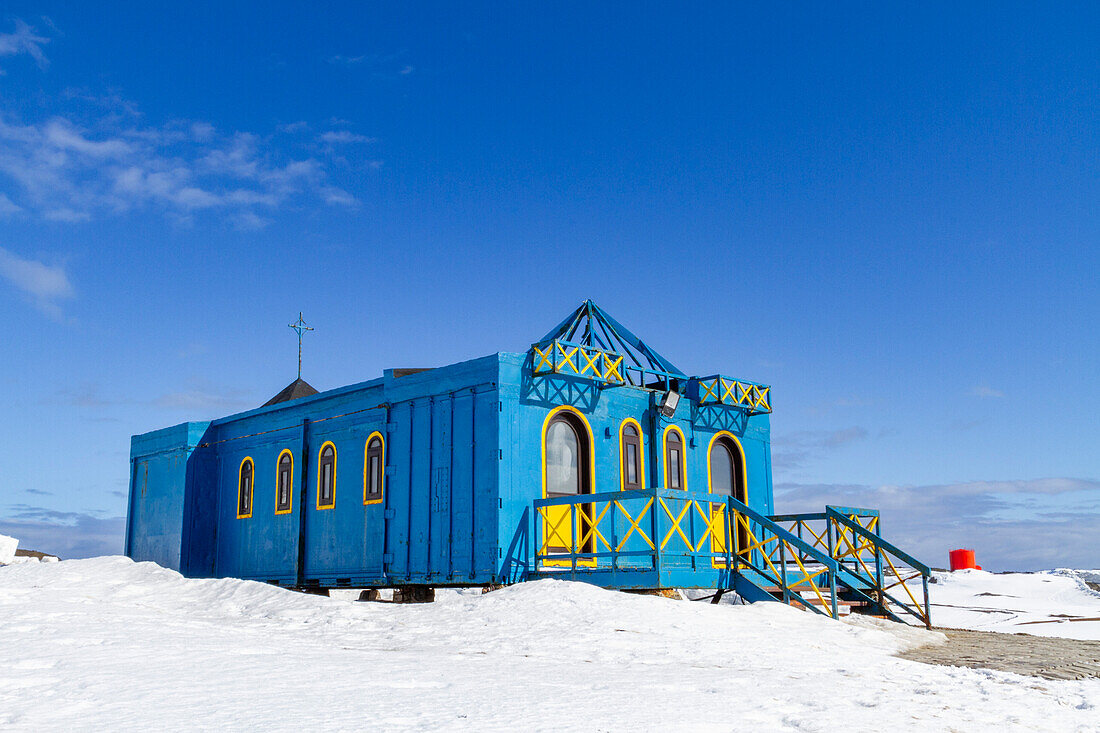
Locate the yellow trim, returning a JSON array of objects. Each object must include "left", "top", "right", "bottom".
[
  {"left": 706, "top": 431, "right": 748, "bottom": 567},
  {"left": 661, "top": 424, "right": 687, "bottom": 490},
  {"left": 658, "top": 497, "right": 692, "bottom": 550},
  {"left": 533, "top": 343, "right": 553, "bottom": 372},
  {"left": 578, "top": 347, "right": 601, "bottom": 377},
  {"left": 236, "top": 456, "right": 254, "bottom": 519},
  {"left": 555, "top": 342, "right": 578, "bottom": 374},
  {"left": 540, "top": 405, "right": 597, "bottom": 567},
  {"left": 614, "top": 498, "right": 655, "bottom": 551},
  {"left": 603, "top": 354, "right": 624, "bottom": 383},
  {"left": 705, "top": 431, "right": 747, "bottom": 502},
  {"left": 617, "top": 417, "right": 645, "bottom": 491},
  {"left": 274, "top": 449, "right": 294, "bottom": 515},
  {"left": 362, "top": 431, "right": 385, "bottom": 506},
  {"left": 699, "top": 379, "right": 718, "bottom": 403},
  {"left": 316, "top": 441, "right": 337, "bottom": 510}
]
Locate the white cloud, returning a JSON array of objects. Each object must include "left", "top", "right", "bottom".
[
  {"left": 278, "top": 121, "right": 309, "bottom": 134},
  {"left": 0, "top": 19, "right": 50, "bottom": 71},
  {"left": 325, "top": 51, "right": 415, "bottom": 79},
  {"left": 0, "top": 114, "right": 362, "bottom": 226},
  {"left": 970, "top": 385, "right": 1005, "bottom": 398},
  {"left": 318, "top": 130, "right": 376, "bottom": 145},
  {"left": 0, "top": 246, "right": 74, "bottom": 318},
  {"left": 0, "top": 23, "right": 370, "bottom": 227},
  {"left": 771, "top": 426, "right": 869, "bottom": 470},
  {"left": 327, "top": 54, "right": 366, "bottom": 65},
  {"left": 319, "top": 185, "right": 357, "bottom": 207},
  {"left": 0, "top": 192, "right": 21, "bottom": 216},
  {"left": 774, "top": 477, "right": 1100, "bottom": 571}
]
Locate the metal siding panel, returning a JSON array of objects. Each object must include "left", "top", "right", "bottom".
[
  {"left": 473, "top": 390, "right": 499, "bottom": 577},
  {"left": 299, "top": 410, "right": 387, "bottom": 582},
  {"left": 408, "top": 399, "right": 432, "bottom": 580},
  {"left": 429, "top": 397, "right": 453, "bottom": 581},
  {"left": 385, "top": 402, "right": 413, "bottom": 580},
  {"left": 215, "top": 434, "right": 300, "bottom": 581},
  {"left": 449, "top": 392, "right": 474, "bottom": 580}
]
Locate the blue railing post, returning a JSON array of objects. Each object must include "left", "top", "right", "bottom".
[
  {"left": 652, "top": 490, "right": 662, "bottom": 579},
  {"left": 569, "top": 503, "right": 577, "bottom": 579},
  {"left": 778, "top": 534, "right": 790, "bottom": 605},
  {"left": 874, "top": 541, "right": 885, "bottom": 613},
  {"left": 724, "top": 503, "right": 733, "bottom": 578},
  {"left": 688, "top": 496, "right": 697, "bottom": 571},
  {"left": 610, "top": 498, "right": 619, "bottom": 576},
  {"left": 922, "top": 574, "right": 932, "bottom": 629},
  {"left": 829, "top": 569, "right": 838, "bottom": 619}
]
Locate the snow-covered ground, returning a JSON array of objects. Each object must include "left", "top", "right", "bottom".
[
  {"left": 1, "top": 558, "right": 1098, "bottom": 731},
  {"left": 0, "top": 533, "right": 16, "bottom": 564},
  {"left": 914, "top": 568, "right": 1100, "bottom": 641}
]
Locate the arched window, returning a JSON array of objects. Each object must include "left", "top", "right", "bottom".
[
  {"left": 664, "top": 427, "right": 686, "bottom": 490},
  {"left": 317, "top": 442, "right": 336, "bottom": 509},
  {"left": 707, "top": 435, "right": 745, "bottom": 503},
  {"left": 708, "top": 433, "right": 748, "bottom": 562},
  {"left": 619, "top": 419, "right": 644, "bottom": 491},
  {"left": 546, "top": 419, "right": 583, "bottom": 497},
  {"left": 543, "top": 409, "right": 594, "bottom": 556},
  {"left": 276, "top": 450, "right": 293, "bottom": 514},
  {"left": 363, "top": 432, "right": 385, "bottom": 505},
  {"left": 237, "top": 457, "right": 254, "bottom": 519}
]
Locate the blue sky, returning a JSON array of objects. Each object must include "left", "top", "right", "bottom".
[{"left": 0, "top": 4, "right": 1097, "bottom": 570}]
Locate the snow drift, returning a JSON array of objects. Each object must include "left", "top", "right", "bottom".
[{"left": 0, "top": 557, "right": 1097, "bottom": 731}]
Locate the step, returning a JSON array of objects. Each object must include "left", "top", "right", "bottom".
[{"left": 759, "top": 586, "right": 864, "bottom": 607}]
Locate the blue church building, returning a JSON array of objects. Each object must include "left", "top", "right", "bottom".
[{"left": 126, "top": 301, "right": 932, "bottom": 625}]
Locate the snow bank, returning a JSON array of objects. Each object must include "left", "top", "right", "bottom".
[
  {"left": 0, "top": 534, "right": 16, "bottom": 564},
  {"left": 915, "top": 569, "right": 1100, "bottom": 640},
  {"left": 1, "top": 558, "right": 1097, "bottom": 731}
]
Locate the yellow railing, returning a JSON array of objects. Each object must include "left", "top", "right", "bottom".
[
  {"left": 769, "top": 507, "right": 932, "bottom": 628},
  {"left": 532, "top": 339, "right": 625, "bottom": 384},
  {"left": 533, "top": 489, "right": 735, "bottom": 573},
  {"left": 696, "top": 375, "right": 771, "bottom": 412}
]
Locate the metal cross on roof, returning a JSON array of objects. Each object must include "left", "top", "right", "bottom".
[{"left": 288, "top": 312, "right": 314, "bottom": 379}]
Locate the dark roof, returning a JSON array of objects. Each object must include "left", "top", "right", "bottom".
[{"left": 262, "top": 378, "right": 319, "bottom": 407}]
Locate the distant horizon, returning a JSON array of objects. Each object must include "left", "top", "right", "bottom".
[{"left": 1, "top": 4, "right": 1098, "bottom": 571}]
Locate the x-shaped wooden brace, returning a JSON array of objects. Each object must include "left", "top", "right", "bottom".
[
  {"left": 603, "top": 354, "right": 624, "bottom": 383},
  {"left": 540, "top": 505, "right": 574, "bottom": 554},
  {"left": 555, "top": 342, "right": 578, "bottom": 374},
  {"left": 577, "top": 502, "right": 612, "bottom": 552},
  {"left": 692, "top": 500, "right": 720, "bottom": 550},
  {"left": 699, "top": 379, "right": 718, "bottom": 403},
  {"left": 533, "top": 344, "right": 553, "bottom": 373},
  {"left": 614, "top": 499, "right": 654, "bottom": 551},
  {"left": 785, "top": 552, "right": 831, "bottom": 608},
  {"left": 578, "top": 347, "right": 602, "bottom": 378},
  {"left": 659, "top": 498, "right": 692, "bottom": 551},
  {"left": 721, "top": 378, "right": 737, "bottom": 403},
  {"left": 754, "top": 386, "right": 770, "bottom": 410}
]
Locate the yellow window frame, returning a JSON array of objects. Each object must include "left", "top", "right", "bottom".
[
  {"left": 617, "top": 417, "right": 645, "bottom": 491},
  {"left": 236, "top": 456, "right": 254, "bottom": 519},
  {"left": 363, "top": 431, "right": 385, "bottom": 506},
  {"left": 274, "top": 449, "right": 294, "bottom": 515},
  {"left": 706, "top": 430, "right": 748, "bottom": 567},
  {"left": 662, "top": 424, "right": 687, "bottom": 491},
  {"left": 316, "top": 441, "right": 337, "bottom": 510},
  {"left": 540, "top": 405, "right": 597, "bottom": 568}
]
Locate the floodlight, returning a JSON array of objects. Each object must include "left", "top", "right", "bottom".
[{"left": 659, "top": 390, "right": 680, "bottom": 417}]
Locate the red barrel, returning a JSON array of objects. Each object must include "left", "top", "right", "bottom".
[{"left": 949, "top": 548, "right": 977, "bottom": 571}]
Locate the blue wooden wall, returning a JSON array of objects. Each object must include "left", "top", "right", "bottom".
[
  {"left": 498, "top": 353, "right": 773, "bottom": 583},
  {"left": 128, "top": 351, "right": 773, "bottom": 589}
]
